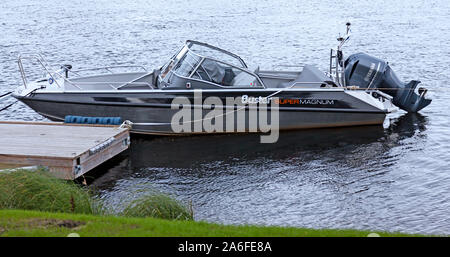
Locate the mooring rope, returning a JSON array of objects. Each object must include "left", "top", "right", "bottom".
[
  {"left": 0, "top": 91, "right": 12, "bottom": 99},
  {"left": 124, "top": 89, "right": 287, "bottom": 127},
  {"left": 0, "top": 88, "right": 40, "bottom": 113},
  {"left": 0, "top": 101, "right": 18, "bottom": 112},
  {"left": 120, "top": 85, "right": 436, "bottom": 128},
  {"left": 0, "top": 91, "right": 18, "bottom": 112},
  {"left": 125, "top": 104, "right": 249, "bottom": 127},
  {"left": 344, "top": 86, "right": 431, "bottom": 91}
]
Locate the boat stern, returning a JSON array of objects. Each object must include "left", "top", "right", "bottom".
[{"left": 345, "top": 89, "right": 399, "bottom": 114}]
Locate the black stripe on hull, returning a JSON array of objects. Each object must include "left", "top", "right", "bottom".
[{"left": 15, "top": 95, "right": 388, "bottom": 114}]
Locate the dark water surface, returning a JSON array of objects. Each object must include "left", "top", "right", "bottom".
[{"left": 1, "top": 0, "right": 449, "bottom": 235}]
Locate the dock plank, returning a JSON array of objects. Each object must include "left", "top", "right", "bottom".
[{"left": 0, "top": 121, "right": 130, "bottom": 179}]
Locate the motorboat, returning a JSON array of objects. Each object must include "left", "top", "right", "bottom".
[{"left": 12, "top": 23, "right": 431, "bottom": 135}]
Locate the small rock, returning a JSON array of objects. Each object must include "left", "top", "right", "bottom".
[{"left": 67, "top": 233, "right": 80, "bottom": 237}]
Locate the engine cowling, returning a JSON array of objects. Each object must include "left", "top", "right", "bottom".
[{"left": 344, "top": 53, "right": 431, "bottom": 112}]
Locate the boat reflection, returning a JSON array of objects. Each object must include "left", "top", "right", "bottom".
[{"left": 89, "top": 113, "right": 428, "bottom": 188}]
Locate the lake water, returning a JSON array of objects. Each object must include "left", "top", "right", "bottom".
[{"left": 1, "top": 0, "right": 449, "bottom": 235}]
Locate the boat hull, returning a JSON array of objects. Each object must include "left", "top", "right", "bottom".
[{"left": 14, "top": 89, "right": 387, "bottom": 135}]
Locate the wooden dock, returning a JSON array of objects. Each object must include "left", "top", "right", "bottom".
[{"left": 0, "top": 121, "right": 130, "bottom": 180}]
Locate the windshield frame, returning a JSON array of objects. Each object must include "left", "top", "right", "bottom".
[
  {"left": 190, "top": 56, "right": 264, "bottom": 88},
  {"left": 186, "top": 40, "right": 248, "bottom": 68},
  {"left": 159, "top": 40, "right": 264, "bottom": 88}
]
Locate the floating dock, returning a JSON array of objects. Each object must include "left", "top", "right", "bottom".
[{"left": 0, "top": 121, "right": 130, "bottom": 180}]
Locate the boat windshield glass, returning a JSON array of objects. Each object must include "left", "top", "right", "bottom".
[
  {"left": 188, "top": 43, "right": 245, "bottom": 68},
  {"left": 192, "top": 59, "right": 261, "bottom": 88},
  {"left": 160, "top": 42, "right": 259, "bottom": 88},
  {"left": 171, "top": 51, "right": 202, "bottom": 77},
  {"left": 160, "top": 45, "right": 190, "bottom": 79}
]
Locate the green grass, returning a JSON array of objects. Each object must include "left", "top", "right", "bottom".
[
  {"left": 121, "top": 194, "right": 193, "bottom": 220},
  {"left": 0, "top": 169, "right": 192, "bottom": 221},
  {"left": 0, "top": 169, "right": 436, "bottom": 237},
  {"left": 0, "top": 209, "right": 424, "bottom": 237},
  {"left": 0, "top": 169, "right": 101, "bottom": 215}
]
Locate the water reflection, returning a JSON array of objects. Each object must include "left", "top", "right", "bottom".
[
  {"left": 87, "top": 113, "right": 436, "bottom": 234},
  {"left": 91, "top": 112, "right": 428, "bottom": 197},
  {"left": 386, "top": 112, "right": 428, "bottom": 139},
  {"left": 1, "top": 0, "right": 446, "bottom": 235}
]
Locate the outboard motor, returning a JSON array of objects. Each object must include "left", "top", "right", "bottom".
[{"left": 344, "top": 53, "right": 431, "bottom": 112}]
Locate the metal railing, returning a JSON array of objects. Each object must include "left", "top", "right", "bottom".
[
  {"left": 67, "top": 81, "right": 155, "bottom": 90},
  {"left": 68, "top": 65, "right": 147, "bottom": 77},
  {"left": 17, "top": 54, "right": 152, "bottom": 91},
  {"left": 18, "top": 54, "right": 64, "bottom": 89}
]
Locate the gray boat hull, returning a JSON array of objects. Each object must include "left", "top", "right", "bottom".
[{"left": 14, "top": 89, "right": 387, "bottom": 135}]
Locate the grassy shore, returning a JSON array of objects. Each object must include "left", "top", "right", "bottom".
[
  {"left": 0, "top": 209, "right": 422, "bottom": 237},
  {"left": 0, "top": 169, "right": 431, "bottom": 237},
  {"left": 0, "top": 169, "right": 101, "bottom": 215}
]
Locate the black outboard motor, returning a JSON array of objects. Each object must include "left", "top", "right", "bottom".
[{"left": 344, "top": 53, "right": 431, "bottom": 112}]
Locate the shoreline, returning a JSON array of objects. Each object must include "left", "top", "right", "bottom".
[{"left": 0, "top": 209, "right": 428, "bottom": 237}]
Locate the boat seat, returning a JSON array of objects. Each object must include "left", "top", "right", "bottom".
[{"left": 277, "top": 65, "right": 329, "bottom": 88}]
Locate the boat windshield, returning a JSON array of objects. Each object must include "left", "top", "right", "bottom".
[
  {"left": 160, "top": 45, "right": 191, "bottom": 80},
  {"left": 188, "top": 41, "right": 246, "bottom": 68},
  {"left": 160, "top": 41, "right": 260, "bottom": 88},
  {"left": 191, "top": 59, "right": 261, "bottom": 87}
]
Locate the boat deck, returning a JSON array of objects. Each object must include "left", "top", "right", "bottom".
[{"left": 0, "top": 121, "right": 130, "bottom": 180}]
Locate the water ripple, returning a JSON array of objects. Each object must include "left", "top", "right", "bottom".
[{"left": 1, "top": 0, "right": 449, "bottom": 235}]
